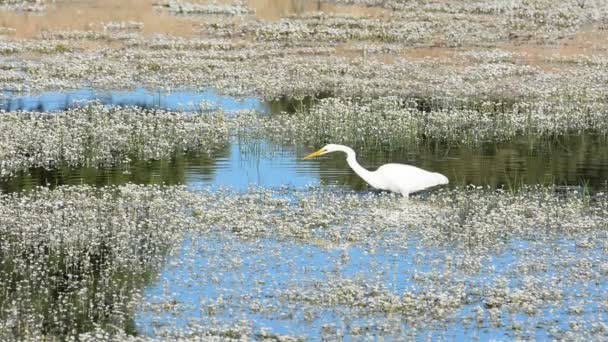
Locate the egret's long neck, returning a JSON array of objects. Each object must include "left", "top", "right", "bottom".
[{"left": 342, "top": 147, "right": 377, "bottom": 187}]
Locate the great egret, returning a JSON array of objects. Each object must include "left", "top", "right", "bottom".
[{"left": 303, "top": 144, "right": 448, "bottom": 196}]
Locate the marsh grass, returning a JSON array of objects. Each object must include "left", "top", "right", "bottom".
[
  {"left": 156, "top": 1, "right": 254, "bottom": 16},
  {"left": 264, "top": 95, "right": 608, "bottom": 149},
  {"left": 2, "top": 0, "right": 608, "bottom": 339},
  {"left": 1, "top": 184, "right": 607, "bottom": 339},
  {"left": 0, "top": 104, "right": 230, "bottom": 177},
  {"left": 0, "top": 184, "right": 194, "bottom": 339},
  {"left": 2, "top": 98, "right": 607, "bottom": 192},
  {"left": 0, "top": 0, "right": 44, "bottom": 12},
  {"left": 156, "top": 185, "right": 608, "bottom": 339}
]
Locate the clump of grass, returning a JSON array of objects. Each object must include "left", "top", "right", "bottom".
[
  {"left": 0, "top": 104, "right": 230, "bottom": 177},
  {"left": 1, "top": 184, "right": 607, "bottom": 339},
  {"left": 263, "top": 95, "right": 608, "bottom": 148},
  {"left": 0, "top": 41, "right": 21, "bottom": 55},
  {"left": 0, "top": 0, "right": 45, "bottom": 12},
  {"left": 0, "top": 184, "right": 195, "bottom": 339}
]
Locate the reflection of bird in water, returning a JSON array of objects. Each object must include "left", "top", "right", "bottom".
[{"left": 304, "top": 144, "right": 449, "bottom": 197}]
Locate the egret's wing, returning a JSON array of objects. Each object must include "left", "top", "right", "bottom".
[{"left": 377, "top": 164, "right": 446, "bottom": 193}]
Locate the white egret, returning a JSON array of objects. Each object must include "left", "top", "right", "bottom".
[{"left": 303, "top": 144, "right": 448, "bottom": 196}]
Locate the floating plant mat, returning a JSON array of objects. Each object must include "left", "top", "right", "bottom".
[
  {"left": 139, "top": 233, "right": 608, "bottom": 340},
  {"left": 1, "top": 184, "right": 607, "bottom": 340}
]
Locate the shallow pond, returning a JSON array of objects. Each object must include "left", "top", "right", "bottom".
[
  {"left": 1, "top": 89, "right": 607, "bottom": 340},
  {"left": 137, "top": 232, "right": 608, "bottom": 340},
  {"left": 2, "top": 134, "right": 608, "bottom": 194},
  {"left": 0, "top": 88, "right": 265, "bottom": 113},
  {"left": 2, "top": 88, "right": 608, "bottom": 194}
]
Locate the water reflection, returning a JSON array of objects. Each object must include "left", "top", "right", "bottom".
[
  {"left": 2, "top": 135, "right": 607, "bottom": 194},
  {"left": 0, "top": 140, "right": 321, "bottom": 193},
  {"left": 315, "top": 134, "right": 608, "bottom": 191}
]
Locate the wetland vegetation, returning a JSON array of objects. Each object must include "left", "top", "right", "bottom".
[{"left": 1, "top": 0, "right": 608, "bottom": 340}]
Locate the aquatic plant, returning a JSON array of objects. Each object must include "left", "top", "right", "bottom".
[
  {"left": 0, "top": 0, "right": 606, "bottom": 103},
  {"left": 0, "top": 104, "right": 230, "bottom": 177},
  {"left": 1, "top": 184, "right": 607, "bottom": 339},
  {"left": 0, "top": 41, "right": 21, "bottom": 54},
  {"left": 196, "top": 0, "right": 608, "bottom": 45},
  {"left": 102, "top": 21, "right": 144, "bottom": 32},
  {"left": 1, "top": 1, "right": 607, "bottom": 339},
  {"left": 263, "top": 94, "right": 608, "bottom": 148},
  {"left": 151, "top": 185, "right": 608, "bottom": 339},
  {"left": 0, "top": 184, "right": 194, "bottom": 339},
  {"left": 1, "top": 91, "right": 606, "bottom": 179}
]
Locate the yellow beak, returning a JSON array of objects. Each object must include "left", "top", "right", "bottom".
[{"left": 303, "top": 148, "right": 327, "bottom": 160}]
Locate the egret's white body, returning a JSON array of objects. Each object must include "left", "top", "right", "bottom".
[{"left": 304, "top": 144, "right": 448, "bottom": 196}]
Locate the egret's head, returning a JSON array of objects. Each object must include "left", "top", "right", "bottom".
[{"left": 303, "top": 144, "right": 340, "bottom": 160}]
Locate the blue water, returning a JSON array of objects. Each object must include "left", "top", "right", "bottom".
[
  {"left": 2, "top": 88, "right": 607, "bottom": 193},
  {"left": 1, "top": 89, "right": 606, "bottom": 339},
  {"left": 186, "top": 140, "right": 324, "bottom": 191},
  {"left": 0, "top": 88, "right": 266, "bottom": 113},
  {"left": 135, "top": 232, "right": 608, "bottom": 339},
  {"left": 0, "top": 138, "right": 336, "bottom": 193}
]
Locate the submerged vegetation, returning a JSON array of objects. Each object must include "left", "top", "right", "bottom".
[
  {"left": 1, "top": 185, "right": 607, "bottom": 339},
  {"left": 1, "top": 0, "right": 608, "bottom": 339}
]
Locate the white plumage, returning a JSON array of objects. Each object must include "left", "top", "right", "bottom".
[{"left": 304, "top": 144, "right": 448, "bottom": 196}]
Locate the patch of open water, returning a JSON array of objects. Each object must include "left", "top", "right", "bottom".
[
  {"left": 136, "top": 232, "right": 608, "bottom": 339},
  {"left": 1, "top": 88, "right": 607, "bottom": 339},
  {"left": 0, "top": 87, "right": 265, "bottom": 113},
  {"left": 3, "top": 134, "right": 607, "bottom": 194},
  {"left": 1, "top": 88, "right": 607, "bottom": 194}
]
